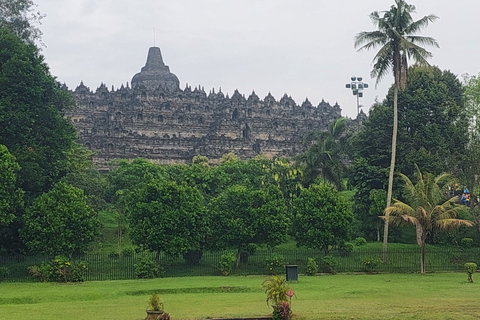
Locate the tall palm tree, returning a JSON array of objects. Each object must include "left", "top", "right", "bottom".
[
  {"left": 297, "top": 117, "right": 346, "bottom": 189},
  {"left": 354, "top": 0, "right": 439, "bottom": 260},
  {"left": 384, "top": 167, "right": 472, "bottom": 273}
]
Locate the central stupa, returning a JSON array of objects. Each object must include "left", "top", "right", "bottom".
[{"left": 131, "top": 46, "right": 180, "bottom": 91}]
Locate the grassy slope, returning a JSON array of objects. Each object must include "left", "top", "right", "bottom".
[{"left": 1, "top": 273, "right": 479, "bottom": 320}]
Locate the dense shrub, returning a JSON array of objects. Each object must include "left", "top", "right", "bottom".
[
  {"left": 134, "top": 252, "right": 164, "bottom": 279},
  {"left": 265, "top": 254, "right": 286, "bottom": 275},
  {"left": 465, "top": 262, "right": 477, "bottom": 283},
  {"left": 28, "top": 256, "right": 87, "bottom": 282},
  {"left": 218, "top": 252, "right": 236, "bottom": 276},
  {"left": 364, "top": 257, "right": 382, "bottom": 273},
  {"left": 354, "top": 237, "right": 367, "bottom": 246},
  {"left": 306, "top": 258, "right": 318, "bottom": 276},
  {"left": 461, "top": 238, "right": 474, "bottom": 248}
]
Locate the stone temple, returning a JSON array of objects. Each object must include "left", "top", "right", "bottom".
[{"left": 67, "top": 46, "right": 344, "bottom": 169}]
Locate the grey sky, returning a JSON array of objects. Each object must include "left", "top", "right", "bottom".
[{"left": 35, "top": 0, "right": 478, "bottom": 118}]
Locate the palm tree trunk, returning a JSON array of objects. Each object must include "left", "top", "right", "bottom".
[
  {"left": 420, "top": 241, "right": 426, "bottom": 274},
  {"left": 383, "top": 85, "right": 398, "bottom": 262}
]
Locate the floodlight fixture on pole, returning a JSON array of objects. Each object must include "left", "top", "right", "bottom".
[{"left": 345, "top": 76, "right": 369, "bottom": 116}]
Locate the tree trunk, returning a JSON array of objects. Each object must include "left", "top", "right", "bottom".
[
  {"left": 383, "top": 85, "right": 398, "bottom": 263},
  {"left": 236, "top": 247, "right": 241, "bottom": 268},
  {"left": 376, "top": 220, "right": 380, "bottom": 242},
  {"left": 420, "top": 241, "right": 426, "bottom": 274}
]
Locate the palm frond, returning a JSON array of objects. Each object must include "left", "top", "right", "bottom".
[
  {"left": 406, "top": 14, "right": 439, "bottom": 34},
  {"left": 398, "top": 172, "right": 415, "bottom": 199},
  {"left": 406, "top": 35, "right": 439, "bottom": 48},
  {"left": 354, "top": 31, "right": 387, "bottom": 49},
  {"left": 401, "top": 214, "right": 419, "bottom": 226},
  {"left": 436, "top": 219, "right": 473, "bottom": 230},
  {"left": 385, "top": 199, "right": 415, "bottom": 217}
]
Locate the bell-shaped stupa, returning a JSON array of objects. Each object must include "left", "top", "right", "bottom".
[{"left": 131, "top": 47, "right": 180, "bottom": 91}]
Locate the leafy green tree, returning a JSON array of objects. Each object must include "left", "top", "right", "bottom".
[
  {"left": 368, "top": 189, "right": 387, "bottom": 242},
  {"left": 292, "top": 183, "right": 354, "bottom": 254},
  {"left": 216, "top": 156, "right": 266, "bottom": 190},
  {"left": 259, "top": 157, "right": 303, "bottom": 208},
  {"left": 354, "top": 0, "right": 439, "bottom": 257},
  {"left": 106, "top": 158, "right": 167, "bottom": 203},
  {"left": 165, "top": 159, "right": 229, "bottom": 200},
  {"left": 296, "top": 117, "right": 347, "bottom": 189},
  {"left": 384, "top": 167, "right": 472, "bottom": 273},
  {"left": 0, "top": 28, "right": 78, "bottom": 200},
  {"left": 21, "top": 182, "right": 99, "bottom": 256},
  {"left": 124, "top": 180, "right": 207, "bottom": 256},
  {"left": 61, "top": 145, "right": 108, "bottom": 211},
  {"left": 392, "top": 67, "right": 467, "bottom": 177},
  {"left": 350, "top": 67, "right": 466, "bottom": 244},
  {"left": 0, "top": 144, "right": 23, "bottom": 226},
  {"left": 463, "top": 72, "right": 480, "bottom": 134},
  {"left": 0, "top": 0, "right": 44, "bottom": 43},
  {"left": 460, "top": 72, "right": 480, "bottom": 191},
  {"left": 349, "top": 157, "right": 389, "bottom": 240},
  {"left": 208, "top": 184, "right": 290, "bottom": 264}
]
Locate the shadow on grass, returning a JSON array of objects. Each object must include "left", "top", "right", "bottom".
[{"left": 126, "top": 286, "right": 260, "bottom": 295}]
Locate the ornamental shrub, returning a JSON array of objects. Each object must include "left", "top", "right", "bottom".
[
  {"left": 134, "top": 252, "right": 164, "bottom": 279},
  {"left": 28, "top": 256, "right": 87, "bottom": 282},
  {"left": 306, "top": 258, "right": 318, "bottom": 276},
  {"left": 273, "top": 301, "right": 292, "bottom": 320},
  {"left": 218, "top": 252, "right": 236, "bottom": 276},
  {"left": 265, "top": 254, "right": 286, "bottom": 275},
  {"left": 364, "top": 257, "right": 382, "bottom": 273},
  {"left": 354, "top": 237, "right": 367, "bottom": 246},
  {"left": 461, "top": 238, "right": 474, "bottom": 248},
  {"left": 465, "top": 262, "right": 477, "bottom": 283}
]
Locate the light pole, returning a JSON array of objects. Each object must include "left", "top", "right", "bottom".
[{"left": 345, "top": 76, "right": 368, "bottom": 116}]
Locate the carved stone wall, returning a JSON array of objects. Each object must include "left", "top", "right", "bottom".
[{"left": 67, "top": 47, "right": 342, "bottom": 168}]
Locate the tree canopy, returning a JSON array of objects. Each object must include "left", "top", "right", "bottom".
[
  {"left": 292, "top": 183, "right": 354, "bottom": 253},
  {"left": 124, "top": 179, "right": 208, "bottom": 256},
  {"left": 0, "top": 27, "right": 78, "bottom": 200},
  {"left": 208, "top": 184, "right": 290, "bottom": 258},
  {"left": 21, "top": 181, "right": 99, "bottom": 256},
  {"left": 0, "top": 144, "right": 23, "bottom": 226},
  {"left": 0, "top": 0, "right": 44, "bottom": 43},
  {"left": 351, "top": 66, "right": 468, "bottom": 242}
]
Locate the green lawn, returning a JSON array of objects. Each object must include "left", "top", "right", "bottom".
[{"left": 1, "top": 273, "right": 479, "bottom": 320}]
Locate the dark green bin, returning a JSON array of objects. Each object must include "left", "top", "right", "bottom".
[{"left": 286, "top": 265, "right": 298, "bottom": 281}]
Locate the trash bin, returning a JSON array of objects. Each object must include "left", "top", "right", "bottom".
[{"left": 286, "top": 265, "right": 298, "bottom": 281}]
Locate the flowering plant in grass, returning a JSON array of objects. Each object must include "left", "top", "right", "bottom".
[
  {"left": 28, "top": 255, "right": 87, "bottom": 282},
  {"left": 262, "top": 275, "right": 295, "bottom": 320},
  {"left": 265, "top": 254, "right": 285, "bottom": 275}
]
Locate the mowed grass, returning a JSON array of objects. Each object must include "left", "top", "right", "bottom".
[{"left": 1, "top": 273, "right": 479, "bottom": 320}]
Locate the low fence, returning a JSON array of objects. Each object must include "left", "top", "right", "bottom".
[{"left": 1, "top": 246, "right": 479, "bottom": 282}]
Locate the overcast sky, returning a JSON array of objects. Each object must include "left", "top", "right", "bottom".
[{"left": 34, "top": 0, "right": 479, "bottom": 118}]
